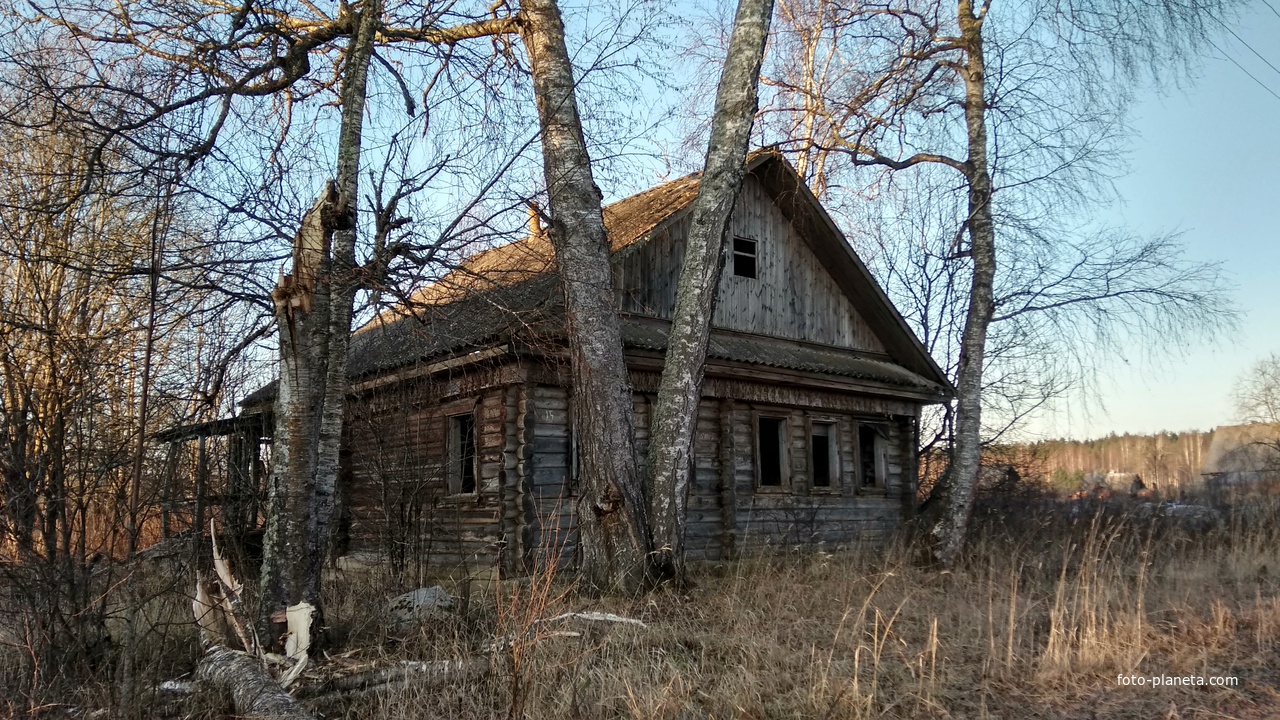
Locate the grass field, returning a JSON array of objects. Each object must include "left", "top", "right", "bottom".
[{"left": 5, "top": 489, "right": 1280, "bottom": 719}]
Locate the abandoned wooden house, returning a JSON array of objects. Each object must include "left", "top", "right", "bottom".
[{"left": 222, "top": 152, "right": 952, "bottom": 577}]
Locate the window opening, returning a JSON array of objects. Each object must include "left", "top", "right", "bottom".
[
  {"left": 859, "top": 424, "right": 886, "bottom": 488},
  {"left": 733, "top": 237, "right": 758, "bottom": 278},
  {"left": 450, "top": 413, "right": 478, "bottom": 494},
  {"left": 758, "top": 416, "right": 784, "bottom": 486},
  {"left": 811, "top": 422, "right": 835, "bottom": 487}
]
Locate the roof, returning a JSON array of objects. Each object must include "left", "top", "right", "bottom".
[
  {"left": 242, "top": 152, "right": 952, "bottom": 407},
  {"left": 242, "top": 274, "right": 562, "bottom": 406},
  {"left": 153, "top": 415, "right": 268, "bottom": 442},
  {"left": 622, "top": 322, "right": 943, "bottom": 392},
  {"left": 371, "top": 172, "right": 701, "bottom": 311},
  {"left": 1201, "top": 423, "right": 1280, "bottom": 476}
]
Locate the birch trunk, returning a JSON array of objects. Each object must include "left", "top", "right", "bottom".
[
  {"left": 259, "top": 0, "right": 378, "bottom": 639},
  {"left": 925, "top": 0, "right": 995, "bottom": 567},
  {"left": 195, "top": 646, "right": 315, "bottom": 720},
  {"left": 644, "top": 0, "right": 773, "bottom": 582},
  {"left": 309, "top": 0, "right": 378, "bottom": 608},
  {"left": 519, "top": 0, "right": 652, "bottom": 593}
]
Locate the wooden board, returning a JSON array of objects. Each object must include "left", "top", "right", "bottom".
[{"left": 613, "top": 176, "right": 886, "bottom": 352}]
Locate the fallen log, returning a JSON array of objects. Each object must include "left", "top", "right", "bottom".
[
  {"left": 297, "top": 657, "right": 490, "bottom": 704},
  {"left": 195, "top": 645, "right": 315, "bottom": 720}
]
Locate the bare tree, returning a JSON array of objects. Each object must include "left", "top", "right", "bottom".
[
  {"left": 644, "top": 0, "right": 773, "bottom": 583},
  {"left": 519, "top": 0, "right": 653, "bottom": 594},
  {"left": 0, "top": 69, "right": 259, "bottom": 706},
  {"left": 852, "top": 172, "right": 1232, "bottom": 457},
  {"left": 756, "top": 0, "right": 1239, "bottom": 565},
  {"left": 4, "top": 0, "right": 528, "bottom": 638},
  {"left": 1233, "top": 354, "right": 1280, "bottom": 425},
  {"left": 257, "top": 0, "right": 380, "bottom": 637}
]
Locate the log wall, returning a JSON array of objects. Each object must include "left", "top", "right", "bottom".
[
  {"left": 337, "top": 372, "right": 920, "bottom": 576},
  {"left": 521, "top": 383, "right": 916, "bottom": 565},
  {"left": 342, "top": 369, "right": 509, "bottom": 579}
]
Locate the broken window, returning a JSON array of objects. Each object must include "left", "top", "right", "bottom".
[
  {"left": 811, "top": 422, "right": 837, "bottom": 488},
  {"left": 733, "top": 237, "right": 758, "bottom": 279},
  {"left": 757, "top": 416, "right": 785, "bottom": 487},
  {"left": 858, "top": 424, "right": 887, "bottom": 489},
  {"left": 448, "top": 413, "right": 478, "bottom": 494}
]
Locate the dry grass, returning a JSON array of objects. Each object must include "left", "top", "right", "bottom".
[
  {"left": 320, "top": 494, "right": 1280, "bottom": 720},
  {"left": 5, "top": 490, "right": 1280, "bottom": 719}
]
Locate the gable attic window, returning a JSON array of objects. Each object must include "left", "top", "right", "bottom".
[
  {"left": 448, "top": 413, "right": 478, "bottom": 495},
  {"left": 756, "top": 415, "right": 786, "bottom": 487},
  {"left": 732, "top": 237, "right": 758, "bottom": 278},
  {"left": 858, "top": 424, "right": 887, "bottom": 489}
]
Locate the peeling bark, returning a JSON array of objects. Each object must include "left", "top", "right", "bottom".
[
  {"left": 296, "top": 657, "right": 489, "bottom": 702},
  {"left": 260, "top": 0, "right": 379, "bottom": 641},
  {"left": 195, "top": 646, "right": 315, "bottom": 720},
  {"left": 518, "top": 0, "right": 652, "bottom": 593},
  {"left": 923, "top": 0, "right": 995, "bottom": 568},
  {"left": 644, "top": 0, "right": 774, "bottom": 582}
]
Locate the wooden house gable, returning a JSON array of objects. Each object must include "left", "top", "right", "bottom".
[{"left": 614, "top": 174, "right": 885, "bottom": 353}]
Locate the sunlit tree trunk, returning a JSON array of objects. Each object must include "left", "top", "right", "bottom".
[
  {"left": 645, "top": 0, "right": 773, "bottom": 582},
  {"left": 924, "top": 0, "right": 995, "bottom": 567},
  {"left": 519, "top": 0, "right": 652, "bottom": 594}
]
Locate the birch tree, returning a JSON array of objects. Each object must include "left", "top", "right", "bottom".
[
  {"left": 257, "top": 0, "right": 379, "bottom": 632},
  {"left": 644, "top": 0, "right": 773, "bottom": 583},
  {"left": 519, "top": 0, "right": 653, "bottom": 594},
  {"left": 1234, "top": 354, "right": 1280, "bottom": 425},
  {"left": 758, "top": 0, "right": 1239, "bottom": 565}
]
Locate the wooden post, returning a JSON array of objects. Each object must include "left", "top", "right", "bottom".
[
  {"left": 160, "top": 440, "right": 179, "bottom": 539},
  {"left": 194, "top": 434, "right": 208, "bottom": 558}
]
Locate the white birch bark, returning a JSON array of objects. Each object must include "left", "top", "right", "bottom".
[
  {"left": 644, "top": 0, "right": 774, "bottom": 581},
  {"left": 519, "top": 0, "right": 652, "bottom": 593},
  {"left": 925, "top": 0, "right": 995, "bottom": 567},
  {"left": 195, "top": 646, "right": 315, "bottom": 720},
  {"left": 260, "top": 0, "right": 379, "bottom": 639}
]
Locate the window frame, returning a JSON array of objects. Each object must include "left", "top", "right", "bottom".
[
  {"left": 856, "top": 422, "right": 889, "bottom": 492},
  {"left": 753, "top": 411, "right": 791, "bottom": 491},
  {"left": 731, "top": 236, "right": 759, "bottom": 279},
  {"left": 807, "top": 417, "right": 841, "bottom": 492},
  {"left": 446, "top": 411, "right": 479, "bottom": 496}
]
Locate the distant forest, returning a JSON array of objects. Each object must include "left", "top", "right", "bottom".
[{"left": 993, "top": 431, "right": 1214, "bottom": 493}]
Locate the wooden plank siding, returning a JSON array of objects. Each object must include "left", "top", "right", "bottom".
[
  {"left": 614, "top": 176, "right": 885, "bottom": 353},
  {"left": 524, "top": 385, "right": 578, "bottom": 571},
  {"left": 506, "top": 385, "right": 916, "bottom": 566},
  {"left": 724, "top": 401, "right": 914, "bottom": 554},
  {"left": 341, "top": 376, "right": 508, "bottom": 579},
  {"left": 338, "top": 373, "right": 917, "bottom": 574}
]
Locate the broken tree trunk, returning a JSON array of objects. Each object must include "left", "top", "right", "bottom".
[
  {"left": 296, "top": 657, "right": 490, "bottom": 703},
  {"left": 195, "top": 646, "right": 316, "bottom": 720},
  {"left": 644, "top": 0, "right": 774, "bottom": 583},
  {"left": 518, "top": 0, "right": 653, "bottom": 594},
  {"left": 259, "top": 0, "right": 379, "bottom": 641},
  {"left": 260, "top": 181, "right": 342, "bottom": 644}
]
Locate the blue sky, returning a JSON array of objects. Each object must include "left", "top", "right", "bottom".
[{"left": 1028, "top": 2, "right": 1280, "bottom": 439}]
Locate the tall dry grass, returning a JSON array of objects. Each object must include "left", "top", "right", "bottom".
[
  {"left": 5, "top": 487, "right": 1280, "bottom": 719},
  {"left": 323, "top": 491, "right": 1280, "bottom": 720}
]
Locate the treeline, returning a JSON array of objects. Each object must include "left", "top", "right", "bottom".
[{"left": 999, "top": 431, "right": 1213, "bottom": 492}]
